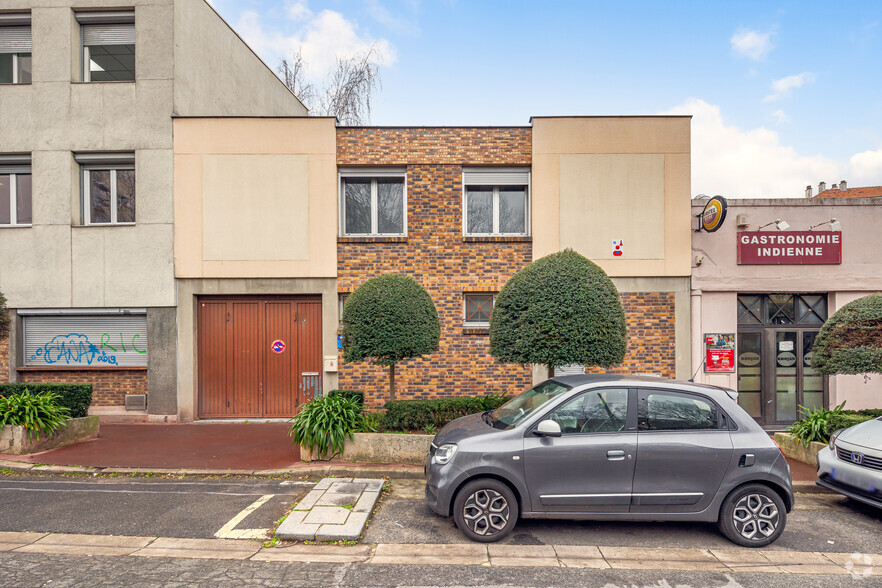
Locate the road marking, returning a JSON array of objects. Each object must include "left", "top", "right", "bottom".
[
  {"left": 215, "top": 494, "right": 276, "bottom": 540},
  {"left": 0, "top": 486, "right": 268, "bottom": 497}
]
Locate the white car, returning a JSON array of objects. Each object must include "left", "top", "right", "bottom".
[{"left": 817, "top": 417, "right": 882, "bottom": 508}]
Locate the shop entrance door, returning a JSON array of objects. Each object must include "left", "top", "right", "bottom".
[{"left": 736, "top": 294, "right": 827, "bottom": 426}]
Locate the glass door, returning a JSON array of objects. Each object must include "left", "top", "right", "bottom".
[
  {"left": 772, "top": 331, "right": 798, "bottom": 423},
  {"left": 736, "top": 332, "right": 762, "bottom": 419}
]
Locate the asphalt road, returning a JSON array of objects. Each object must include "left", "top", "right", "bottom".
[
  {"left": 367, "top": 481, "right": 882, "bottom": 555},
  {"left": 0, "top": 475, "right": 311, "bottom": 539},
  {"left": 0, "top": 552, "right": 865, "bottom": 587}
]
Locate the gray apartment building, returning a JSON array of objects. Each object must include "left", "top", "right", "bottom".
[{"left": 0, "top": 0, "right": 305, "bottom": 421}]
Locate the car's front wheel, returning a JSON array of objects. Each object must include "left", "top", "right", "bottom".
[
  {"left": 453, "top": 478, "right": 518, "bottom": 542},
  {"left": 718, "top": 483, "right": 786, "bottom": 547}
]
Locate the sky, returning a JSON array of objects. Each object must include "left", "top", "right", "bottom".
[{"left": 207, "top": 0, "right": 882, "bottom": 199}]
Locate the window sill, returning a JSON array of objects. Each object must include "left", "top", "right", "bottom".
[
  {"left": 0, "top": 82, "right": 31, "bottom": 86},
  {"left": 17, "top": 366, "right": 147, "bottom": 372},
  {"left": 72, "top": 80, "right": 136, "bottom": 85},
  {"left": 0, "top": 224, "right": 32, "bottom": 229},
  {"left": 463, "top": 236, "right": 532, "bottom": 243},
  {"left": 73, "top": 223, "right": 137, "bottom": 228},
  {"left": 338, "top": 236, "right": 407, "bottom": 243},
  {"left": 462, "top": 326, "right": 490, "bottom": 335}
]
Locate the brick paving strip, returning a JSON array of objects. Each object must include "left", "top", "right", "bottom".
[{"left": 1, "top": 532, "right": 877, "bottom": 575}]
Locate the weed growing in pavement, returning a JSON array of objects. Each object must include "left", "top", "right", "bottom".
[
  {"left": 263, "top": 536, "right": 280, "bottom": 548},
  {"left": 0, "top": 468, "right": 16, "bottom": 475},
  {"left": 341, "top": 504, "right": 354, "bottom": 510}
]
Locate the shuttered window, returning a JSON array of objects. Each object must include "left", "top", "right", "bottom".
[
  {"left": 24, "top": 314, "right": 148, "bottom": 367},
  {"left": 462, "top": 168, "right": 530, "bottom": 236},
  {"left": 78, "top": 12, "right": 135, "bottom": 82},
  {"left": 0, "top": 17, "right": 32, "bottom": 84},
  {"left": 0, "top": 154, "right": 32, "bottom": 225}
]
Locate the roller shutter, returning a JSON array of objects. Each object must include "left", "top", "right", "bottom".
[{"left": 24, "top": 314, "right": 147, "bottom": 367}]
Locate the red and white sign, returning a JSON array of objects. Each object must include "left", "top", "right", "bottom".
[
  {"left": 707, "top": 349, "right": 735, "bottom": 372},
  {"left": 271, "top": 340, "right": 286, "bottom": 354},
  {"left": 737, "top": 231, "right": 841, "bottom": 265},
  {"left": 612, "top": 240, "right": 623, "bottom": 256}
]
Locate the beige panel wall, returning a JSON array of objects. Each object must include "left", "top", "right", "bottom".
[
  {"left": 173, "top": 0, "right": 306, "bottom": 116},
  {"left": 173, "top": 117, "right": 337, "bottom": 278},
  {"left": 531, "top": 117, "right": 692, "bottom": 278}
]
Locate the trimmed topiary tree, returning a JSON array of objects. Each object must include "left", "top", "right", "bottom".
[
  {"left": 0, "top": 289, "right": 9, "bottom": 340},
  {"left": 342, "top": 273, "right": 440, "bottom": 401},
  {"left": 490, "top": 249, "right": 626, "bottom": 377},
  {"left": 812, "top": 293, "right": 882, "bottom": 376}
]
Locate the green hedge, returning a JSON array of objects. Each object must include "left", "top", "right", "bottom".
[
  {"left": 845, "top": 408, "right": 882, "bottom": 418},
  {"left": 0, "top": 383, "right": 92, "bottom": 419},
  {"left": 326, "top": 389, "right": 364, "bottom": 406},
  {"left": 382, "top": 395, "right": 509, "bottom": 432},
  {"left": 825, "top": 412, "right": 875, "bottom": 436}
]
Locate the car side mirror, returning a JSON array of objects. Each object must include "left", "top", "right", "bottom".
[{"left": 535, "top": 419, "right": 562, "bottom": 437}]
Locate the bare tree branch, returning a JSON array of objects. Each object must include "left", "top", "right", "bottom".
[{"left": 278, "top": 44, "right": 382, "bottom": 125}]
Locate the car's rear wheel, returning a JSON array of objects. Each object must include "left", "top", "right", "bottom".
[
  {"left": 453, "top": 478, "right": 517, "bottom": 542},
  {"left": 718, "top": 483, "right": 786, "bottom": 547}
]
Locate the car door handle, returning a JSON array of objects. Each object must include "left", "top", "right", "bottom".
[{"left": 607, "top": 450, "right": 626, "bottom": 461}]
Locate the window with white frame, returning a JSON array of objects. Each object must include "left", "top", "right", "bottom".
[
  {"left": 78, "top": 11, "right": 135, "bottom": 82},
  {"left": 0, "top": 14, "right": 31, "bottom": 84},
  {"left": 0, "top": 155, "right": 32, "bottom": 226},
  {"left": 76, "top": 153, "right": 135, "bottom": 225},
  {"left": 464, "top": 293, "right": 496, "bottom": 327},
  {"left": 340, "top": 170, "right": 406, "bottom": 236},
  {"left": 463, "top": 168, "right": 530, "bottom": 236}
]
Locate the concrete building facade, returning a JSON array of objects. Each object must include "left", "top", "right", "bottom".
[{"left": 0, "top": 0, "right": 305, "bottom": 420}]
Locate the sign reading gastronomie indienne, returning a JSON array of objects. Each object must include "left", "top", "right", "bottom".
[{"left": 737, "top": 231, "right": 842, "bottom": 265}]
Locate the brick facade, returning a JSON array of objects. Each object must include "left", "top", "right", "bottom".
[
  {"left": 18, "top": 369, "right": 146, "bottom": 406},
  {"left": 587, "top": 292, "right": 677, "bottom": 379},
  {"left": 337, "top": 128, "right": 534, "bottom": 408}
]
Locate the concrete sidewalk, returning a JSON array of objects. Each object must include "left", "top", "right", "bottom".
[{"left": 1, "top": 532, "right": 876, "bottom": 575}]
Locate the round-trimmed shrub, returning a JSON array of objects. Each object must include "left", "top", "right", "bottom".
[
  {"left": 342, "top": 273, "right": 440, "bottom": 400},
  {"left": 812, "top": 294, "right": 882, "bottom": 376},
  {"left": 490, "top": 249, "right": 626, "bottom": 373}
]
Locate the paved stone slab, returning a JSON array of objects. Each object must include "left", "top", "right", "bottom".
[
  {"left": 303, "top": 506, "right": 351, "bottom": 525},
  {"left": 325, "top": 482, "right": 366, "bottom": 494},
  {"left": 293, "top": 489, "right": 325, "bottom": 510},
  {"left": 553, "top": 545, "right": 611, "bottom": 569},
  {"left": 0, "top": 532, "right": 47, "bottom": 552},
  {"left": 314, "top": 478, "right": 351, "bottom": 490},
  {"left": 30, "top": 465, "right": 96, "bottom": 474},
  {"left": 252, "top": 544, "right": 373, "bottom": 563},
  {"left": 18, "top": 533, "right": 154, "bottom": 557},
  {"left": 711, "top": 549, "right": 781, "bottom": 573},
  {"left": 0, "top": 460, "right": 33, "bottom": 472},
  {"left": 823, "top": 552, "right": 879, "bottom": 576},
  {"left": 315, "top": 492, "right": 361, "bottom": 507},
  {"left": 488, "top": 544, "right": 559, "bottom": 567},
  {"left": 276, "top": 510, "right": 321, "bottom": 541},
  {"left": 600, "top": 546, "right": 726, "bottom": 571},
  {"left": 133, "top": 537, "right": 259, "bottom": 560},
  {"left": 353, "top": 490, "right": 381, "bottom": 512},
  {"left": 315, "top": 512, "right": 370, "bottom": 542},
  {"left": 353, "top": 478, "right": 385, "bottom": 492},
  {"left": 371, "top": 543, "right": 488, "bottom": 565}
]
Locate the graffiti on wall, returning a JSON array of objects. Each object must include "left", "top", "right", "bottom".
[{"left": 28, "top": 332, "right": 146, "bottom": 366}]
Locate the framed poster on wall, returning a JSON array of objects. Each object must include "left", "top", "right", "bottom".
[{"left": 705, "top": 333, "right": 735, "bottom": 373}]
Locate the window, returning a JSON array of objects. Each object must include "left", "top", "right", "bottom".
[
  {"left": 23, "top": 312, "right": 147, "bottom": 367},
  {"left": 638, "top": 391, "right": 719, "bottom": 431},
  {"left": 0, "top": 14, "right": 31, "bottom": 84},
  {"left": 464, "top": 293, "right": 495, "bottom": 326},
  {"left": 463, "top": 168, "right": 530, "bottom": 236},
  {"left": 0, "top": 155, "right": 32, "bottom": 226},
  {"left": 737, "top": 294, "right": 827, "bottom": 326},
  {"left": 547, "top": 388, "right": 629, "bottom": 434},
  {"left": 75, "top": 153, "right": 135, "bottom": 225},
  {"left": 339, "top": 170, "right": 406, "bottom": 236},
  {"left": 78, "top": 11, "right": 135, "bottom": 82}
]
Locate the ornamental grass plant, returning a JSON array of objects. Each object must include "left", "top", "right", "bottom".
[
  {"left": 0, "top": 391, "right": 72, "bottom": 441},
  {"left": 288, "top": 394, "right": 366, "bottom": 459}
]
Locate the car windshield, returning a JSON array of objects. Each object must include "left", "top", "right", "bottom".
[{"left": 488, "top": 380, "right": 571, "bottom": 430}]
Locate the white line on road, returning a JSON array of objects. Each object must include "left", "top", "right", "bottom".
[
  {"left": 215, "top": 494, "right": 276, "bottom": 540},
  {"left": 0, "top": 486, "right": 267, "bottom": 497}
]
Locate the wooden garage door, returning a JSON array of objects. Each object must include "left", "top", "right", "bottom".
[{"left": 197, "top": 296, "right": 321, "bottom": 418}]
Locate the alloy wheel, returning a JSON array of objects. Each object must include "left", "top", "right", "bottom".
[
  {"left": 732, "top": 493, "right": 779, "bottom": 541},
  {"left": 462, "top": 488, "right": 510, "bottom": 537}
]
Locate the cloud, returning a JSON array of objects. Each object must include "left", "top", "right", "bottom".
[
  {"left": 849, "top": 148, "right": 882, "bottom": 186},
  {"left": 365, "top": 0, "right": 420, "bottom": 35},
  {"left": 731, "top": 29, "right": 774, "bottom": 61},
  {"left": 763, "top": 72, "right": 816, "bottom": 102},
  {"left": 663, "top": 98, "right": 840, "bottom": 198},
  {"left": 771, "top": 109, "right": 789, "bottom": 124},
  {"left": 234, "top": 7, "right": 396, "bottom": 81}
]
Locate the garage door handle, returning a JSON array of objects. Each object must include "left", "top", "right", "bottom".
[{"left": 607, "top": 450, "right": 626, "bottom": 460}]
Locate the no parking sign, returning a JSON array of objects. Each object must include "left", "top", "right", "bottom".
[{"left": 271, "top": 340, "right": 286, "bottom": 354}]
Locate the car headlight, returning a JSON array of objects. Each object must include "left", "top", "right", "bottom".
[
  {"left": 829, "top": 429, "right": 842, "bottom": 451},
  {"left": 433, "top": 444, "right": 457, "bottom": 465}
]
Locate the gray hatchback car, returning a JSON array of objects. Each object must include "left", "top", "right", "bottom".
[{"left": 425, "top": 375, "right": 794, "bottom": 547}]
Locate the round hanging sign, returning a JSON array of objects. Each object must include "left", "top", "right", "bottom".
[
  {"left": 272, "top": 340, "right": 286, "bottom": 354},
  {"left": 699, "top": 196, "right": 728, "bottom": 232}
]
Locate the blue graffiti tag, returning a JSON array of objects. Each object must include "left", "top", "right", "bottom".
[{"left": 29, "top": 333, "right": 119, "bottom": 366}]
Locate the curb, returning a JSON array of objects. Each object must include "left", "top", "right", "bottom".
[
  {"left": 0, "top": 459, "right": 425, "bottom": 480},
  {"left": 794, "top": 480, "right": 834, "bottom": 495}
]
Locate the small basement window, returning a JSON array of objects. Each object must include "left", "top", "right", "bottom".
[{"left": 464, "top": 293, "right": 496, "bottom": 327}]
